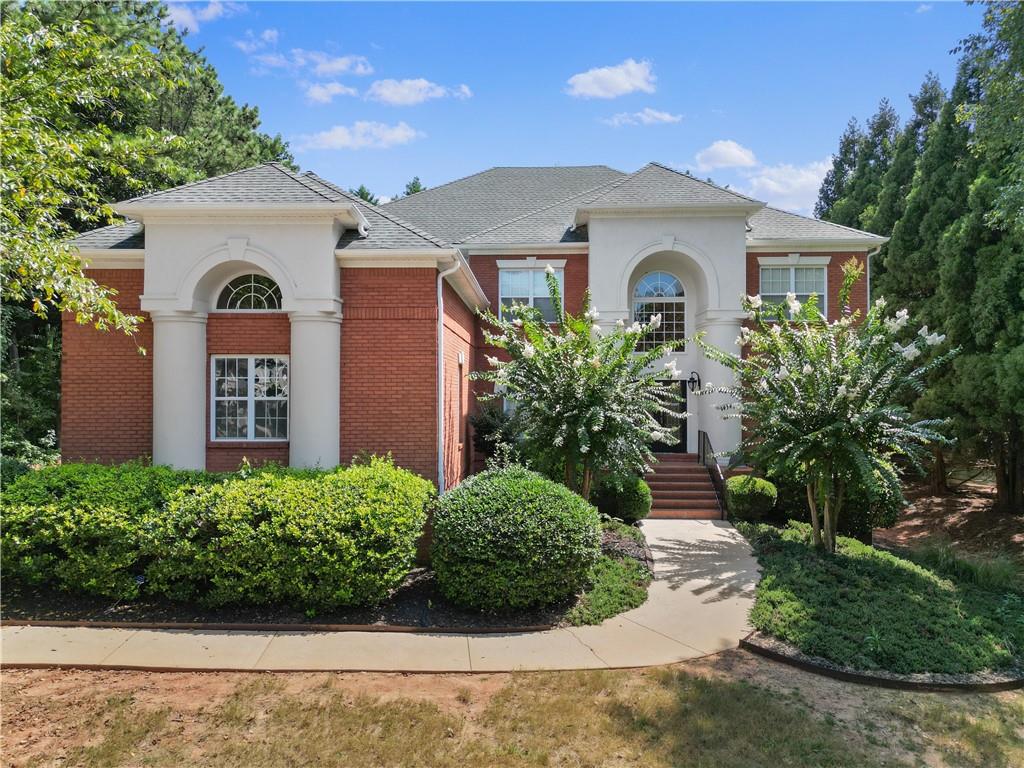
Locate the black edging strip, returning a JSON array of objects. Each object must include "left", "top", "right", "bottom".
[
  {"left": 740, "top": 631, "right": 1024, "bottom": 693},
  {"left": 1, "top": 618, "right": 553, "bottom": 635}
]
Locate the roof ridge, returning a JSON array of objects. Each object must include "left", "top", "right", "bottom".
[
  {"left": 644, "top": 161, "right": 765, "bottom": 205},
  {"left": 570, "top": 162, "right": 658, "bottom": 207},
  {"left": 118, "top": 162, "right": 282, "bottom": 204},
  {"left": 459, "top": 173, "right": 630, "bottom": 242},
  {"left": 383, "top": 166, "right": 499, "bottom": 205},
  {"left": 302, "top": 172, "right": 450, "bottom": 248},
  {"left": 272, "top": 163, "right": 342, "bottom": 203},
  {"left": 759, "top": 205, "right": 885, "bottom": 238}
]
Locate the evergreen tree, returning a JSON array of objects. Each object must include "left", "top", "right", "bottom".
[
  {"left": 826, "top": 99, "right": 900, "bottom": 229},
  {"left": 404, "top": 177, "right": 426, "bottom": 196},
  {"left": 815, "top": 118, "right": 862, "bottom": 219},
  {"left": 349, "top": 185, "right": 380, "bottom": 205}
]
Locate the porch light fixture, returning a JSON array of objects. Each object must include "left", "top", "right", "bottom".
[{"left": 687, "top": 371, "right": 701, "bottom": 393}]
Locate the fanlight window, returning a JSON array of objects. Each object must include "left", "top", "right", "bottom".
[
  {"left": 633, "top": 271, "right": 685, "bottom": 351},
  {"left": 217, "top": 274, "right": 283, "bottom": 311}
]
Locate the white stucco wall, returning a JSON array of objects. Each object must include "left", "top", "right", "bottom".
[{"left": 587, "top": 213, "right": 748, "bottom": 457}]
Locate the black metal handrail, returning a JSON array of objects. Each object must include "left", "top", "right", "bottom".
[{"left": 697, "top": 429, "right": 727, "bottom": 520}]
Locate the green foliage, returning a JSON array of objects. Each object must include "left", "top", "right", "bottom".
[
  {"left": 1, "top": 459, "right": 434, "bottom": 609},
  {"left": 403, "top": 177, "right": 426, "bottom": 196},
  {"left": 908, "top": 540, "right": 1021, "bottom": 592},
  {"left": 742, "top": 521, "right": 1024, "bottom": 674},
  {"left": 432, "top": 465, "right": 601, "bottom": 611},
  {"left": 593, "top": 476, "right": 652, "bottom": 524},
  {"left": 146, "top": 457, "right": 433, "bottom": 608},
  {"left": 814, "top": 118, "right": 862, "bottom": 220},
  {"left": 469, "top": 403, "right": 519, "bottom": 460},
  {"left": 473, "top": 268, "right": 685, "bottom": 497},
  {"left": 700, "top": 260, "right": 954, "bottom": 551},
  {"left": 349, "top": 185, "right": 380, "bottom": 205},
  {"left": 565, "top": 555, "right": 651, "bottom": 626},
  {"left": 725, "top": 475, "right": 777, "bottom": 522}
]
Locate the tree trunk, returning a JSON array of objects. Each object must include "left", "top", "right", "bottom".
[
  {"left": 806, "top": 483, "right": 823, "bottom": 549},
  {"left": 930, "top": 445, "right": 948, "bottom": 496},
  {"left": 564, "top": 459, "right": 577, "bottom": 493},
  {"left": 581, "top": 466, "right": 593, "bottom": 501}
]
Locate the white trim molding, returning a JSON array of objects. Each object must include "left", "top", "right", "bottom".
[
  {"left": 458, "top": 243, "right": 588, "bottom": 255},
  {"left": 757, "top": 254, "right": 832, "bottom": 266},
  {"left": 495, "top": 257, "right": 567, "bottom": 270},
  {"left": 746, "top": 238, "right": 886, "bottom": 252}
]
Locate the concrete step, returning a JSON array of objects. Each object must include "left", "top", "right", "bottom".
[
  {"left": 646, "top": 471, "right": 710, "bottom": 481},
  {"left": 650, "top": 490, "right": 719, "bottom": 501},
  {"left": 649, "top": 507, "right": 722, "bottom": 520},
  {"left": 652, "top": 497, "right": 723, "bottom": 510},
  {"left": 647, "top": 481, "right": 716, "bottom": 491}
]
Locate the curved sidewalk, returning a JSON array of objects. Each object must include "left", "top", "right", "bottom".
[{"left": 0, "top": 520, "right": 759, "bottom": 673}]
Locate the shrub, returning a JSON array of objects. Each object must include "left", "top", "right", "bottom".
[
  {"left": 1, "top": 458, "right": 434, "bottom": 610},
  {"left": 593, "top": 476, "right": 652, "bottom": 524},
  {"left": 565, "top": 555, "right": 651, "bottom": 626},
  {"left": 144, "top": 456, "right": 434, "bottom": 608},
  {"left": 432, "top": 464, "right": 601, "bottom": 611},
  {"left": 469, "top": 403, "right": 519, "bottom": 460},
  {"left": 726, "top": 475, "right": 777, "bottom": 522}
]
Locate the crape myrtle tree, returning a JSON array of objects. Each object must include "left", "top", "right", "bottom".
[
  {"left": 473, "top": 266, "right": 686, "bottom": 499},
  {"left": 698, "top": 260, "right": 955, "bottom": 552}
]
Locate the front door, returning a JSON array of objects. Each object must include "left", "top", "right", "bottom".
[{"left": 652, "top": 380, "right": 686, "bottom": 453}]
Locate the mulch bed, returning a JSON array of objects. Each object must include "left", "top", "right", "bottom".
[
  {"left": 2, "top": 525, "right": 654, "bottom": 633},
  {"left": 741, "top": 631, "right": 1024, "bottom": 693}
]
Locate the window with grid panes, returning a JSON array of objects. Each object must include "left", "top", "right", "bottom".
[
  {"left": 211, "top": 356, "right": 289, "bottom": 440},
  {"left": 632, "top": 271, "right": 686, "bottom": 351}
]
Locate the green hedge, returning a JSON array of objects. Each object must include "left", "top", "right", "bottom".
[
  {"left": 1, "top": 458, "right": 434, "bottom": 609},
  {"left": 593, "top": 476, "right": 652, "bottom": 524},
  {"left": 726, "top": 475, "right": 777, "bottom": 522},
  {"left": 432, "top": 464, "right": 601, "bottom": 611}
]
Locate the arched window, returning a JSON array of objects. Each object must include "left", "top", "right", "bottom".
[
  {"left": 216, "top": 274, "right": 282, "bottom": 311},
  {"left": 633, "top": 271, "right": 685, "bottom": 351}
]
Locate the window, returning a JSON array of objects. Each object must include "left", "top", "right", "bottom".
[
  {"left": 216, "top": 274, "right": 282, "bottom": 311},
  {"left": 211, "top": 356, "right": 289, "bottom": 441},
  {"left": 760, "top": 265, "right": 827, "bottom": 316},
  {"left": 633, "top": 271, "right": 686, "bottom": 351},
  {"left": 499, "top": 267, "right": 564, "bottom": 322}
]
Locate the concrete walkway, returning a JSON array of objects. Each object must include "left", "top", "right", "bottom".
[{"left": 1, "top": 520, "right": 759, "bottom": 672}]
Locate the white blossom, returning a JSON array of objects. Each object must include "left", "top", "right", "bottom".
[
  {"left": 649, "top": 313, "right": 662, "bottom": 329},
  {"left": 627, "top": 322, "right": 642, "bottom": 333},
  {"left": 485, "top": 355, "right": 501, "bottom": 367},
  {"left": 615, "top": 318, "right": 625, "bottom": 328},
  {"left": 918, "top": 325, "right": 930, "bottom": 338},
  {"left": 802, "top": 363, "right": 813, "bottom": 375},
  {"left": 585, "top": 306, "right": 600, "bottom": 321},
  {"left": 651, "top": 431, "right": 665, "bottom": 442},
  {"left": 777, "top": 366, "right": 790, "bottom": 380},
  {"left": 903, "top": 345, "right": 921, "bottom": 361},
  {"left": 837, "top": 384, "right": 848, "bottom": 397},
  {"left": 522, "top": 343, "right": 535, "bottom": 359},
  {"left": 512, "top": 318, "right": 523, "bottom": 327},
  {"left": 885, "top": 308, "right": 910, "bottom": 333},
  {"left": 591, "top": 324, "right": 602, "bottom": 335},
  {"left": 786, "top": 292, "right": 802, "bottom": 315},
  {"left": 590, "top": 355, "right": 601, "bottom": 368},
  {"left": 747, "top": 295, "right": 763, "bottom": 309},
  {"left": 544, "top": 263, "right": 555, "bottom": 275},
  {"left": 925, "top": 332, "right": 945, "bottom": 346},
  {"left": 875, "top": 297, "right": 887, "bottom": 308}
]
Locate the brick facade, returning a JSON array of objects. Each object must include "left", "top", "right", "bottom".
[
  {"left": 61, "top": 270, "right": 152, "bottom": 464},
  {"left": 745, "top": 252, "right": 869, "bottom": 321},
  {"left": 340, "top": 267, "right": 439, "bottom": 481},
  {"left": 205, "top": 312, "right": 291, "bottom": 472},
  {"left": 442, "top": 280, "right": 476, "bottom": 488}
]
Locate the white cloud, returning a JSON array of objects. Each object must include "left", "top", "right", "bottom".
[
  {"left": 304, "top": 81, "right": 359, "bottom": 104},
  {"left": 740, "top": 158, "right": 830, "bottom": 215},
  {"left": 165, "top": 2, "right": 245, "bottom": 33},
  {"left": 694, "top": 140, "right": 758, "bottom": 171},
  {"left": 233, "top": 28, "right": 279, "bottom": 54},
  {"left": 250, "top": 48, "right": 372, "bottom": 77},
  {"left": 366, "top": 78, "right": 473, "bottom": 106},
  {"left": 916, "top": 4, "right": 933, "bottom": 13},
  {"left": 298, "top": 121, "right": 423, "bottom": 151},
  {"left": 603, "top": 107, "right": 682, "bottom": 128},
  {"left": 566, "top": 58, "right": 656, "bottom": 99}
]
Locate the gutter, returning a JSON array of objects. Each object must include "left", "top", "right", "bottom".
[{"left": 435, "top": 253, "right": 464, "bottom": 494}]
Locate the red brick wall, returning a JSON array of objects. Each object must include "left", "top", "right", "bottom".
[
  {"left": 205, "top": 313, "right": 291, "bottom": 472},
  {"left": 441, "top": 281, "right": 476, "bottom": 488},
  {"left": 340, "top": 268, "right": 438, "bottom": 482},
  {"left": 746, "top": 252, "right": 869, "bottom": 321},
  {"left": 61, "top": 270, "right": 152, "bottom": 464}
]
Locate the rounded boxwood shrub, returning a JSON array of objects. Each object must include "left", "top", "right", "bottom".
[
  {"left": 432, "top": 464, "right": 601, "bottom": 611},
  {"left": 726, "top": 475, "right": 777, "bottom": 521},
  {"left": 145, "top": 456, "right": 434, "bottom": 608},
  {"left": 592, "top": 476, "right": 652, "bottom": 524}
]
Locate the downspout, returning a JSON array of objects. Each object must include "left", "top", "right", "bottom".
[{"left": 436, "top": 253, "right": 463, "bottom": 494}]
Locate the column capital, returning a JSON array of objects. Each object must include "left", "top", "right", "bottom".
[
  {"left": 288, "top": 310, "right": 342, "bottom": 325},
  {"left": 147, "top": 309, "right": 208, "bottom": 324}
]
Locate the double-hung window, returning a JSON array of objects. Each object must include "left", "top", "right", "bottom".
[
  {"left": 760, "top": 264, "right": 827, "bottom": 316},
  {"left": 499, "top": 265, "right": 564, "bottom": 323},
  {"left": 211, "top": 355, "right": 289, "bottom": 441}
]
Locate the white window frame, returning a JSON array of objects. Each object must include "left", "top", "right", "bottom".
[
  {"left": 214, "top": 273, "right": 284, "bottom": 313},
  {"left": 758, "top": 254, "right": 830, "bottom": 317},
  {"left": 210, "top": 355, "right": 290, "bottom": 442},
  {"left": 631, "top": 270, "right": 687, "bottom": 352},
  {"left": 496, "top": 258, "right": 566, "bottom": 322}
]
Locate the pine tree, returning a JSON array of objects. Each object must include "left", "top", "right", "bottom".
[
  {"left": 349, "top": 185, "right": 380, "bottom": 205},
  {"left": 827, "top": 99, "right": 900, "bottom": 229},
  {"left": 404, "top": 177, "right": 426, "bottom": 196},
  {"left": 814, "top": 118, "right": 862, "bottom": 219}
]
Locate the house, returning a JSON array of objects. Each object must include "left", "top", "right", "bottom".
[{"left": 66, "top": 161, "right": 885, "bottom": 496}]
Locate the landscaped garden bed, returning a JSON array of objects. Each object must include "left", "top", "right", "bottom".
[
  {"left": 1, "top": 462, "right": 652, "bottom": 630},
  {"left": 740, "top": 521, "right": 1024, "bottom": 677}
]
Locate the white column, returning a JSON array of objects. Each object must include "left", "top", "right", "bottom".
[
  {"left": 151, "top": 312, "right": 207, "bottom": 469},
  {"left": 697, "top": 315, "right": 744, "bottom": 460},
  {"left": 288, "top": 312, "right": 341, "bottom": 468}
]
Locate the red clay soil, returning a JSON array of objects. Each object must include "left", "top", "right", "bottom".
[{"left": 873, "top": 482, "right": 1024, "bottom": 563}]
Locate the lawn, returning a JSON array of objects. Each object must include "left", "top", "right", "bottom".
[
  {"left": 4, "top": 650, "right": 1021, "bottom": 767},
  {"left": 742, "top": 521, "right": 1024, "bottom": 675}
]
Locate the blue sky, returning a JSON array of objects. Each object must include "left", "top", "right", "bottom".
[{"left": 168, "top": 1, "right": 982, "bottom": 213}]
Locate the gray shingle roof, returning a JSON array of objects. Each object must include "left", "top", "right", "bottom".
[
  {"left": 118, "top": 163, "right": 343, "bottom": 205},
  {"left": 382, "top": 165, "right": 625, "bottom": 243},
  {"left": 581, "top": 162, "right": 763, "bottom": 209},
  {"left": 72, "top": 220, "right": 144, "bottom": 250},
  {"left": 747, "top": 206, "right": 887, "bottom": 243},
  {"left": 300, "top": 172, "right": 448, "bottom": 250}
]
